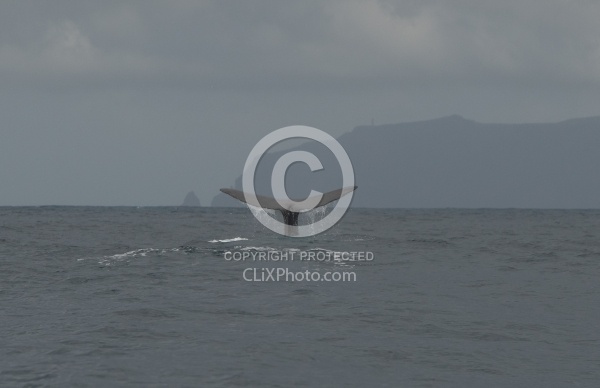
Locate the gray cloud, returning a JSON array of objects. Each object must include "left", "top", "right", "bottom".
[
  {"left": 1, "top": 1, "right": 599, "bottom": 205},
  {"left": 3, "top": 1, "right": 599, "bottom": 90}
]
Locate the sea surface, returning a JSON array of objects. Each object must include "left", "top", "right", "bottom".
[{"left": 1, "top": 207, "right": 599, "bottom": 387}]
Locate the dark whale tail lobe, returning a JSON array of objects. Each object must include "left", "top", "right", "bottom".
[{"left": 219, "top": 186, "right": 357, "bottom": 226}]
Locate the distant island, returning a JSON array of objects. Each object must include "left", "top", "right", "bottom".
[
  {"left": 212, "top": 115, "right": 600, "bottom": 208},
  {"left": 181, "top": 191, "right": 201, "bottom": 207}
]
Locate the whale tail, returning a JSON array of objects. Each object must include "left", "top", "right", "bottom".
[
  {"left": 219, "top": 186, "right": 357, "bottom": 226},
  {"left": 281, "top": 210, "right": 300, "bottom": 226}
]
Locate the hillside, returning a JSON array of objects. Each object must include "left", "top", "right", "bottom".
[{"left": 212, "top": 115, "right": 600, "bottom": 208}]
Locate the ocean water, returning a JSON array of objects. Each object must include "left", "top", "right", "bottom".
[{"left": 1, "top": 207, "right": 599, "bottom": 387}]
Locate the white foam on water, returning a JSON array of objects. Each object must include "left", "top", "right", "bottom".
[
  {"left": 208, "top": 237, "right": 249, "bottom": 243},
  {"left": 90, "top": 247, "right": 179, "bottom": 266},
  {"left": 239, "top": 246, "right": 276, "bottom": 251}
]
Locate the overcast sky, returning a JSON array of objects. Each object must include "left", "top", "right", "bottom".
[{"left": 1, "top": 1, "right": 599, "bottom": 205}]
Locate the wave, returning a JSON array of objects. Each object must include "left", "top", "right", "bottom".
[{"left": 208, "top": 237, "right": 249, "bottom": 243}]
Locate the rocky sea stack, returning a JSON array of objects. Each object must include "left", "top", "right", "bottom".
[{"left": 181, "top": 191, "right": 201, "bottom": 207}]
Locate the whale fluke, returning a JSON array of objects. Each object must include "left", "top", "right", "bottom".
[{"left": 219, "top": 186, "right": 357, "bottom": 226}]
